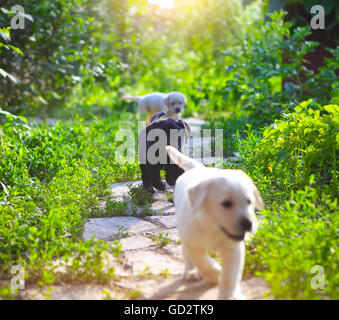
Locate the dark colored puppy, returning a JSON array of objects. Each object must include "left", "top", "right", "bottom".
[{"left": 138, "top": 118, "right": 191, "bottom": 194}]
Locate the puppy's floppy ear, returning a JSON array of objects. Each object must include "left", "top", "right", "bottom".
[
  {"left": 183, "top": 121, "right": 191, "bottom": 134},
  {"left": 237, "top": 169, "right": 264, "bottom": 211},
  {"left": 177, "top": 120, "right": 189, "bottom": 130},
  {"left": 164, "top": 94, "right": 171, "bottom": 106},
  {"left": 253, "top": 186, "right": 264, "bottom": 211},
  {"left": 187, "top": 179, "right": 213, "bottom": 211},
  {"left": 177, "top": 120, "right": 191, "bottom": 143}
]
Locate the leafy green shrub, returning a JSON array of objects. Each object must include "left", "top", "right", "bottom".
[
  {"left": 246, "top": 186, "right": 338, "bottom": 300},
  {"left": 234, "top": 99, "right": 338, "bottom": 299},
  {"left": 223, "top": 11, "right": 338, "bottom": 123},
  {"left": 203, "top": 112, "right": 254, "bottom": 157},
  {"left": 266, "top": 0, "right": 339, "bottom": 43},
  {"left": 238, "top": 100, "right": 338, "bottom": 194},
  {"left": 0, "top": 0, "right": 103, "bottom": 114},
  {"left": 0, "top": 26, "right": 22, "bottom": 83}
]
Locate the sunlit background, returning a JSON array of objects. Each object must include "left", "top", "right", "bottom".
[{"left": 148, "top": 0, "right": 176, "bottom": 10}]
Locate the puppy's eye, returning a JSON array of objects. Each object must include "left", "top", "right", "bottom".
[
  {"left": 171, "top": 102, "right": 175, "bottom": 106},
  {"left": 222, "top": 200, "right": 233, "bottom": 209},
  {"left": 247, "top": 198, "right": 251, "bottom": 205}
]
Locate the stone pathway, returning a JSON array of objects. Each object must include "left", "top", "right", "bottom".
[
  {"left": 20, "top": 118, "right": 271, "bottom": 300},
  {"left": 21, "top": 181, "right": 270, "bottom": 300}
]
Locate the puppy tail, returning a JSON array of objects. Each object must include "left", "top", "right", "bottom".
[
  {"left": 122, "top": 96, "right": 141, "bottom": 102},
  {"left": 166, "top": 146, "right": 203, "bottom": 171}
]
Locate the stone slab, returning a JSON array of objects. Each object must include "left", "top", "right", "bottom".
[
  {"left": 146, "top": 215, "right": 178, "bottom": 229},
  {"left": 120, "top": 234, "right": 155, "bottom": 251},
  {"left": 123, "top": 250, "right": 184, "bottom": 276},
  {"left": 82, "top": 217, "right": 158, "bottom": 241}
]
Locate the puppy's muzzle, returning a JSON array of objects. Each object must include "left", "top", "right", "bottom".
[
  {"left": 220, "top": 226, "right": 245, "bottom": 241},
  {"left": 175, "top": 107, "right": 181, "bottom": 113}
]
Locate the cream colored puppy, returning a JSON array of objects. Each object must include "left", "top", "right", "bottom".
[
  {"left": 166, "top": 146, "right": 264, "bottom": 300},
  {"left": 122, "top": 92, "right": 186, "bottom": 122}
]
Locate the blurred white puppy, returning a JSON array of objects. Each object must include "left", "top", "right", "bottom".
[
  {"left": 122, "top": 92, "right": 186, "bottom": 122},
  {"left": 166, "top": 146, "right": 264, "bottom": 300}
]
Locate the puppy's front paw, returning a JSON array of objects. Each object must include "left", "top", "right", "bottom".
[
  {"left": 233, "top": 291, "right": 246, "bottom": 300},
  {"left": 218, "top": 289, "right": 246, "bottom": 300},
  {"left": 154, "top": 181, "right": 166, "bottom": 191},
  {"left": 201, "top": 264, "right": 221, "bottom": 285},
  {"left": 145, "top": 186, "right": 155, "bottom": 194},
  {"left": 182, "top": 270, "right": 202, "bottom": 282}
]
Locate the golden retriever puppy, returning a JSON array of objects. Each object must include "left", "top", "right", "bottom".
[
  {"left": 122, "top": 92, "right": 186, "bottom": 122},
  {"left": 166, "top": 146, "right": 264, "bottom": 300}
]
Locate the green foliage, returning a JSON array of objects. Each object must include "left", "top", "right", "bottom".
[
  {"left": 151, "top": 231, "right": 171, "bottom": 247},
  {"left": 0, "top": 26, "right": 22, "bottom": 83},
  {"left": 0, "top": 0, "right": 102, "bottom": 114},
  {"left": 104, "top": 200, "right": 129, "bottom": 217},
  {"left": 203, "top": 112, "right": 254, "bottom": 157},
  {"left": 238, "top": 100, "right": 338, "bottom": 194},
  {"left": 246, "top": 187, "right": 338, "bottom": 299},
  {"left": 0, "top": 110, "right": 140, "bottom": 291},
  {"left": 231, "top": 100, "right": 338, "bottom": 299},
  {"left": 267, "top": 0, "right": 339, "bottom": 42},
  {"left": 126, "top": 184, "right": 153, "bottom": 206},
  {"left": 222, "top": 11, "right": 338, "bottom": 124},
  {"left": 0, "top": 0, "right": 250, "bottom": 117}
]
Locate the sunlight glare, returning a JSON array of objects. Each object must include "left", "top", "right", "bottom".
[{"left": 148, "top": 0, "right": 175, "bottom": 10}]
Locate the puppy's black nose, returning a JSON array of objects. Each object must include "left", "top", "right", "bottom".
[
  {"left": 240, "top": 217, "right": 252, "bottom": 232},
  {"left": 175, "top": 107, "right": 181, "bottom": 113}
]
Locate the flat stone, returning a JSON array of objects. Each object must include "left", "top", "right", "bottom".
[
  {"left": 109, "top": 181, "right": 141, "bottom": 201},
  {"left": 120, "top": 234, "right": 155, "bottom": 251},
  {"left": 82, "top": 217, "right": 158, "bottom": 241},
  {"left": 166, "top": 229, "right": 180, "bottom": 243},
  {"left": 151, "top": 201, "right": 175, "bottom": 216},
  {"left": 146, "top": 215, "right": 177, "bottom": 229},
  {"left": 123, "top": 250, "right": 184, "bottom": 276},
  {"left": 154, "top": 242, "right": 182, "bottom": 259},
  {"left": 108, "top": 181, "right": 175, "bottom": 216}
]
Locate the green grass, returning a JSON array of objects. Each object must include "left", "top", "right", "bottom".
[
  {"left": 126, "top": 184, "right": 153, "bottom": 206},
  {"left": 151, "top": 231, "right": 171, "bottom": 248},
  {"left": 0, "top": 111, "right": 140, "bottom": 298}
]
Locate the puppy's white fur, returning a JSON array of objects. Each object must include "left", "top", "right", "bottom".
[
  {"left": 166, "top": 146, "right": 264, "bottom": 300},
  {"left": 122, "top": 92, "right": 186, "bottom": 121}
]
